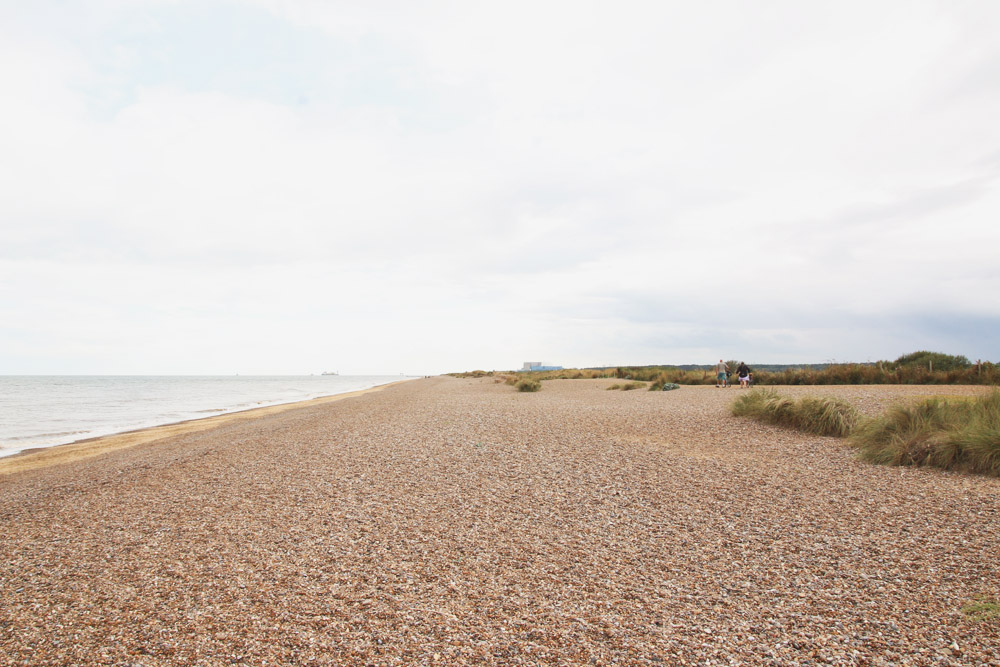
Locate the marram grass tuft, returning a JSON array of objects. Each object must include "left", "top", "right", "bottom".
[
  {"left": 849, "top": 391, "right": 1000, "bottom": 476},
  {"left": 515, "top": 379, "right": 542, "bottom": 392},
  {"left": 607, "top": 382, "right": 646, "bottom": 391},
  {"left": 731, "top": 389, "right": 859, "bottom": 437}
]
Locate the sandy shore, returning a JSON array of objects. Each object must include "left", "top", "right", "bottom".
[
  {"left": 0, "top": 381, "right": 410, "bottom": 477},
  {"left": 1, "top": 378, "right": 997, "bottom": 666}
]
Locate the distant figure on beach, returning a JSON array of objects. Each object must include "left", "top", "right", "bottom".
[
  {"left": 715, "top": 359, "right": 729, "bottom": 388},
  {"left": 736, "top": 362, "right": 751, "bottom": 388}
]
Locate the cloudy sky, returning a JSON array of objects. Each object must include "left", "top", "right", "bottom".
[{"left": 1, "top": 1, "right": 998, "bottom": 375}]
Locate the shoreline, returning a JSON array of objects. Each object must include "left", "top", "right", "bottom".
[
  {"left": 0, "top": 378, "right": 413, "bottom": 476},
  {"left": 1, "top": 378, "right": 998, "bottom": 664}
]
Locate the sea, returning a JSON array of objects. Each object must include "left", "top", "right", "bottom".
[{"left": 0, "top": 375, "right": 413, "bottom": 458}]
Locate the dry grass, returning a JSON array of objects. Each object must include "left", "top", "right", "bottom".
[
  {"left": 606, "top": 381, "right": 647, "bottom": 391},
  {"left": 515, "top": 378, "right": 541, "bottom": 392},
  {"left": 731, "top": 388, "right": 860, "bottom": 437},
  {"left": 850, "top": 391, "right": 1000, "bottom": 476}
]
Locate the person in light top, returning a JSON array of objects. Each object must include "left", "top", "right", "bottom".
[{"left": 715, "top": 359, "right": 729, "bottom": 388}]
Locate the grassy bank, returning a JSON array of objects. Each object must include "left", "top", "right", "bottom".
[
  {"left": 731, "top": 389, "right": 1000, "bottom": 477},
  {"left": 850, "top": 391, "right": 1000, "bottom": 476},
  {"left": 451, "top": 352, "right": 999, "bottom": 386},
  {"left": 731, "top": 389, "right": 859, "bottom": 437},
  {"left": 752, "top": 363, "right": 999, "bottom": 386}
]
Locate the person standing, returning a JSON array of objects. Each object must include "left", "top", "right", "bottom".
[
  {"left": 736, "top": 361, "right": 751, "bottom": 388},
  {"left": 715, "top": 359, "right": 729, "bottom": 388}
]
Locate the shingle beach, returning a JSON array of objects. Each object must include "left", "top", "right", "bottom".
[{"left": 2, "top": 377, "right": 998, "bottom": 666}]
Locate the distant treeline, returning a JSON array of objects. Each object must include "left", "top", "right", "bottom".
[{"left": 453, "top": 352, "right": 999, "bottom": 386}]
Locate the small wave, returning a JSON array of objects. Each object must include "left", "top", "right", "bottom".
[
  {"left": 5, "top": 429, "right": 91, "bottom": 443},
  {"left": 0, "top": 375, "right": 405, "bottom": 456}
]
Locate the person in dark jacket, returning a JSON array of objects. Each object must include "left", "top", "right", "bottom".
[{"left": 736, "top": 362, "right": 751, "bottom": 388}]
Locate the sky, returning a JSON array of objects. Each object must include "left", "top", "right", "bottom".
[{"left": 1, "top": 0, "right": 998, "bottom": 375}]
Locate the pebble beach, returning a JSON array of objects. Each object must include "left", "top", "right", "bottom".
[{"left": 1, "top": 377, "right": 998, "bottom": 666}]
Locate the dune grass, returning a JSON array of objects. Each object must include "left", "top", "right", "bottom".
[
  {"left": 731, "top": 389, "right": 860, "bottom": 437},
  {"left": 450, "top": 351, "right": 1000, "bottom": 386},
  {"left": 849, "top": 391, "right": 1000, "bottom": 476},
  {"left": 515, "top": 378, "right": 541, "bottom": 392},
  {"left": 732, "top": 389, "right": 1000, "bottom": 476},
  {"left": 607, "top": 381, "right": 647, "bottom": 391}
]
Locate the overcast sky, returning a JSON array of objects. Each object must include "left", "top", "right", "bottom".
[{"left": 1, "top": 1, "right": 998, "bottom": 375}]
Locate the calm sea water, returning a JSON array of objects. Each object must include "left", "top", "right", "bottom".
[{"left": 0, "top": 375, "right": 411, "bottom": 458}]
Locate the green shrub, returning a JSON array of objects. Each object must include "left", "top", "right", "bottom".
[
  {"left": 894, "top": 350, "right": 972, "bottom": 372},
  {"left": 850, "top": 391, "right": 1000, "bottom": 475},
  {"left": 515, "top": 379, "right": 541, "bottom": 392},
  {"left": 732, "top": 389, "right": 859, "bottom": 437},
  {"left": 649, "top": 380, "right": 681, "bottom": 391}
]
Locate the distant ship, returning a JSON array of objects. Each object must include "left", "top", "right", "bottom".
[{"left": 321, "top": 371, "right": 339, "bottom": 376}]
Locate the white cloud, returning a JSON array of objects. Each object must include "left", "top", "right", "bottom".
[{"left": 1, "top": 0, "right": 999, "bottom": 373}]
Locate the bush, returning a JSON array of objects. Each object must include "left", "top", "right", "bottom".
[
  {"left": 649, "top": 380, "right": 681, "bottom": 391},
  {"left": 655, "top": 383, "right": 681, "bottom": 391},
  {"left": 850, "top": 391, "right": 1000, "bottom": 476},
  {"left": 732, "top": 389, "right": 859, "bottom": 437},
  {"left": 894, "top": 351, "right": 972, "bottom": 372},
  {"left": 515, "top": 379, "right": 541, "bottom": 392}
]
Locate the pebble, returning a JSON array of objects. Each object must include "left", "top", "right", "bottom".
[{"left": 1, "top": 379, "right": 998, "bottom": 665}]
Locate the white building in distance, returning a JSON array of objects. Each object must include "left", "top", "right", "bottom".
[{"left": 521, "top": 362, "right": 563, "bottom": 371}]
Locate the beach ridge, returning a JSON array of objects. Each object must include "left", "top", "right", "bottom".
[{"left": 1, "top": 377, "right": 997, "bottom": 664}]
